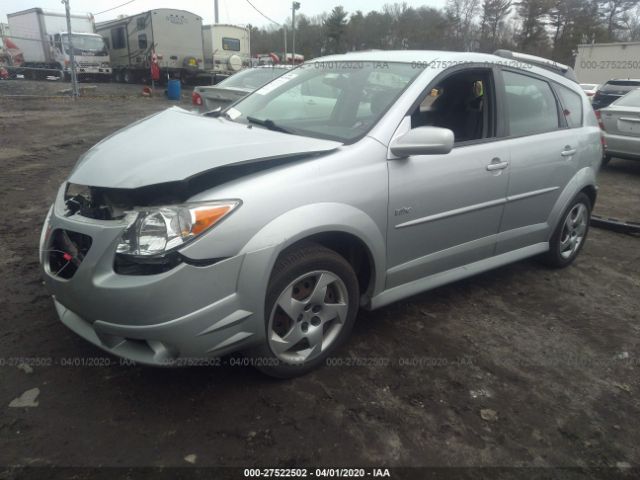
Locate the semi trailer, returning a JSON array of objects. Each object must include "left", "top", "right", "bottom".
[
  {"left": 6, "top": 8, "right": 111, "bottom": 80},
  {"left": 574, "top": 41, "right": 640, "bottom": 84},
  {"left": 96, "top": 9, "right": 204, "bottom": 84}
]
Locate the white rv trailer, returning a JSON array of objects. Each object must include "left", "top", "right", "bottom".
[
  {"left": 574, "top": 42, "right": 640, "bottom": 84},
  {"left": 202, "top": 24, "right": 250, "bottom": 82},
  {"left": 6, "top": 8, "right": 111, "bottom": 80},
  {"left": 96, "top": 9, "right": 204, "bottom": 84}
]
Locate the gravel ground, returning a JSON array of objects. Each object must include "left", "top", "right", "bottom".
[{"left": 0, "top": 80, "right": 639, "bottom": 477}]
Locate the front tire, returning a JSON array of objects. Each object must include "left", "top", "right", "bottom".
[
  {"left": 250, "top": 243, "right": 359, "bottom": 378},
  {"left": 540, "top": 192, "right": 591, "bottom": 268}
]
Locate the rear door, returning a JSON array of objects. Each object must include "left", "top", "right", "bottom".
[{"left": 495, "top": 69, "right": 581, "bottom": 254}]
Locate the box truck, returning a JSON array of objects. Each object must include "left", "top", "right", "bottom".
[
  {"left": 574, "top": 41, "right": 640, "bottom": 84},
  {"left": 96, "top": 9, "right": 204, "bottom": 84},
  {"left": 202, "top": 24, "right": 250, "bottom": 82},
  {"left": 6, "top": 8, "right": 111, "bottom": 80}
]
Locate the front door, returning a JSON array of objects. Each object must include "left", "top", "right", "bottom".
[{"left": 385, "top": 67, "right": 510, "bottom": 289}]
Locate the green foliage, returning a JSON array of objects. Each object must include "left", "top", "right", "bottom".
[{"left": 248, "top": 1, "right": 640, "bottom": 64}]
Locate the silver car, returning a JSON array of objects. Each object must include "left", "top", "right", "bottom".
[
  {"left": 192, "top": 65, "right": 292, "bottom": 113},
  {"left": 598, "top": 88, "right": 640, "bottom": 165},
  {"left": 40, "top": 50, "right": 602, "bottom": 377}
]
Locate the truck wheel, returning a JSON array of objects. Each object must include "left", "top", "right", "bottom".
[
  {"left": 248, "top": 243, "right": 359, "bottom": 378},
  {"left": 539, "top": 192, "right": 591, "bottom": 269}
]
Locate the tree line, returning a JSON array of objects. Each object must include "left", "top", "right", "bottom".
[{"left": 249, "top": 0, "right": 640, "bottom": 65}]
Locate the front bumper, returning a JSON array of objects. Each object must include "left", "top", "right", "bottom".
[
  {"left": 40, "top": 197, "right": 271, "bottom": 366},
  {"left": 66, "top": 67, "right": 112, "bottom": 76}
]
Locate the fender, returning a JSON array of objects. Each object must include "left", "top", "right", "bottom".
[
  {"left": 546, "top": 166, "right": 598, "bottom": 237},
  {"left": 238, "top": 202, "right": 387, "bottom": 301}
]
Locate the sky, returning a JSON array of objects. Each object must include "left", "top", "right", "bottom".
[{"left": 0, "top": 0, "right": 446, "bottom": 28}]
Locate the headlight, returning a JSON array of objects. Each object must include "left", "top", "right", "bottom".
[
  {"left": 101, "top": 62, "right": 110, "bottom": 68},
  {"left": 116, "top": 201, "right": 240, "bottom": 257}
]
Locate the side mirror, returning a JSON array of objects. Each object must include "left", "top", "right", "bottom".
[{"left": 389, "top": 126, "right": 454, "bottom": 157}]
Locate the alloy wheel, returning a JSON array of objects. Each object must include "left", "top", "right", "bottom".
[
  {"left": 268, "top": 270, "right": 349, "bottom": 363},
  {"left": 559, "top": 203, "right": 588, "bottom": 259}
]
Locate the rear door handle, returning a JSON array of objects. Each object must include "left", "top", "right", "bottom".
[
  {"left": 561, "top": 147, "right": 577, "bottom": 157},
  {"left": 486, "top": 158, "right": 509, "bottom": 171}
]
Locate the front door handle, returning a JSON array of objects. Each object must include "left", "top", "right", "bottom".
[
  {"left": 486, "top": 158, "right": 509, "bottom": 171},
  {"left": 561, "top": 146, "right": 577, "bottom": 157}
]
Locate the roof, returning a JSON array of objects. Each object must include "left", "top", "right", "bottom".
[
  {"left": 96, "top": 9, "right": 201, "bottom": 28},
  {"left": 578, "top": 41, "right": 640, "bottom": 48},
  {"left": 307, "top": 50, "right": 577, "bottom": 86},
  {"left": 7, "top": 8, "right": 92, "bottom": 19}
]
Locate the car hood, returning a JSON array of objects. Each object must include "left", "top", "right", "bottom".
[{"left": 69, "top": 107, "right": 342, "bottom": 189}]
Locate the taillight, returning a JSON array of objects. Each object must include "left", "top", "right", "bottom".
[
  {"left": 595, "top": 110, "right": 605, "bottom": 131},
  {"left": 192, "top": 91, "right": 202, "bottom": 106}
]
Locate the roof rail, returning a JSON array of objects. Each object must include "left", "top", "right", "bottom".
[{"left": 493, "top": 49, "right": 578, "bottom": 83}]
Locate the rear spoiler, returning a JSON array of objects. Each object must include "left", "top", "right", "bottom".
[{"left": 493, "top": 50, "right": 578, "bottom": 83}]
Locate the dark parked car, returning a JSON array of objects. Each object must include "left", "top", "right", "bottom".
[{"left": 591, "top": 79, "right": 640, "bottom": 110}]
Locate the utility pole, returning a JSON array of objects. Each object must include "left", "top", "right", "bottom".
[
  {"left": 214, "top": 0, "right": 219, "bottom": 23},
  {"left": 283, "top": 25, "right": 287, "bottom": 65},
  {"left": 291, "top": 2, "right": 300, "bottom": 65},
  {"left": 61, "top": 0, "right": 79, "bottom": 97}
]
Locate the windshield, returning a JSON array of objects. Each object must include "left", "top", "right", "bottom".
[
  {"left": 62, "top": 34, "right": 108, "bottom": 56},
  {"left": 227, "top": 61, "right": 422, "bottom": 143},
  {"left": 613, "top": 88, "right": 640, "bottom": 107},
  {"left": 220, "top": 67, "right": 290, "bottom": 90}
]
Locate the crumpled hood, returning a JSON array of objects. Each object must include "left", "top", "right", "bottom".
[{"left": 69, "top": 107, "right": 342, "bottom": 189}]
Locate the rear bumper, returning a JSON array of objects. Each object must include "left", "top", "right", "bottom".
[{"left": 603, "top": 132, "right": 640, "bottom": 160}]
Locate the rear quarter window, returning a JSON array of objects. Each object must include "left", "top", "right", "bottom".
[
  {"left": 503, "top": 71, "right": 560, "bottom": 137},
  {"left": 555, "top": 85, "right": 583, "bottom": 128}
]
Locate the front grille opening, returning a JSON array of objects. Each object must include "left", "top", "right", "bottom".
[{"left": 48, "top": 229, "right": 92, "bottom": 279}]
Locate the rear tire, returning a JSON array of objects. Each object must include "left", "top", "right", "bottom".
[
  {"left": 539, "top": 192, "right": 591, "bottom": 268},
  {"left": 249, "top": 243, "right": 359, "bottom": 378},
  {"left": 602, "top": 155, "right": 611, "bottom": 167}
]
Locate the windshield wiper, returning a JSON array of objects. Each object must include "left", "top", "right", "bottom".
[{"left": 246, "top": 116, "right": 291, "bottom": 134}]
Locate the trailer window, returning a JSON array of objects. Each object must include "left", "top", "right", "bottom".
[
  {"left": 137, "top": 17, "right": 146, "bottom": 29},
  {"left": 111, "top": 27, "right": 126, "bottom": 50},
  {"left": 222, "top": 37, "right": 241, "bottom": 51},
  {"left": 138, "top": 34, "right": 148, "bottom": 50}
]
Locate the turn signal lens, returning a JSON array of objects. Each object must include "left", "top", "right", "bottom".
[{"left": 190, "top": 205, "right": 235, "bottom": 235}]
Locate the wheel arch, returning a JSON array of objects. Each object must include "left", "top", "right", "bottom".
[
  {"left": 238, "top": 203, "right": 387, "bottom": 307},
  {"left": 547, "top": 167, "right": 598, "bottom": 240}
]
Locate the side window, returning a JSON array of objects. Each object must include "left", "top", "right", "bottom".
[
  {"left": 503, "top": 71, "right": 559, "bottom": 137},
  {"left": 111, "top": 27, "right": 126, "bottom": 50},
  {"left": 555, "top": 84, "right": 583, "bottom": 128},
  {"left": 138, "top": 33, "right": 147, "bottom": 50},
  {"left": 410, "top": 69, "right": 494, "bottom": 143},
  {"left": 222, "top": 37, "right": 241, "bottom": 51},
  {"left": 136, "top": 17, "right": 146, "bottom": 29}
]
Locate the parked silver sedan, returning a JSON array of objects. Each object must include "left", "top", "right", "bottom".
[
  {"left": 192, "top": 65, "right": 291, "bottom": 113},
  {"left": 599, "top": 88, "right": 640, "bottom": 165},
  {"left": 40, "top": 50, "right": 602, "bottom": 377}
]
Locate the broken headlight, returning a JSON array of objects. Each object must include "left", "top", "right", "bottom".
[{"left": 116, "top": 201, "right": 240, "bottom": 257}]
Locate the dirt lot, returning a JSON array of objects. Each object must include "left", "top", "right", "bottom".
[{"left": 0, "top": 80, "right": 639, "bottom": 476}]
